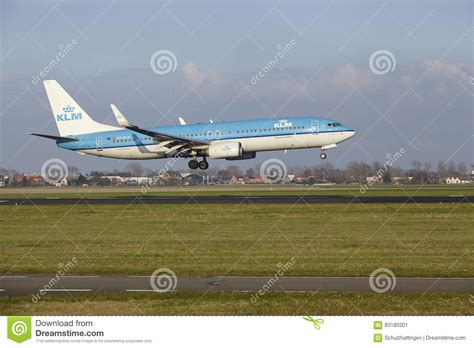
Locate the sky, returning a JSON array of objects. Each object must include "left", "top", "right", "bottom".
[{"left": 0, "top": 0, "right": 472, "bottom": 173}]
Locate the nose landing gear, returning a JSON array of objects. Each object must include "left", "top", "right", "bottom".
[{"left": 320, "top": 152, "right": 327, "bottom": 159}]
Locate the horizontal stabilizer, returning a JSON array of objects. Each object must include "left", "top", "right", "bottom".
[{"left": 30, "top": 133, "right": 78, "bottom": 142}]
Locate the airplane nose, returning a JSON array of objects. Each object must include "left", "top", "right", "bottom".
[{"left": 346, "top": 130, "right": 355, "bottom": 139}]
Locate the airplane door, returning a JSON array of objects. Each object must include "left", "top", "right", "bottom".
[
  {"left": 311, "top": 121, "right": 319, "bottom": 134},
  {"left": 215, "top": 130, "right": 221, "bottom": 139},
  {"left": 207, "top": 130, "right": 213, "bottom": 140},
  {"left": 96, "top": 137, "right": 103, "bottom": 151}
]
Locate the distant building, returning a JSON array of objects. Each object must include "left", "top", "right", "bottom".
[
  {"left": 102, "top": 176, "right": 125, "bottom": 186},
  {"left": 393, "top": 176, "right": 414, "bottom": 184},
  {"left": 230, "top": 175, "right": 245, "bottom": 184},
  {"left": 366, "top": 176, "right": 382, "bottom": 185},
  {"left": 445, "top": 177, "right": 471, "bottom": 184},
  {"left": 246, "top": 176, "right": 264, "bottom": 184},
  {"left": 446, "top": 177, "right": 460, "bottom": 184},
  {"left": 159, "top": 171, "right": 183, "bottom": 185},
  {"left": 8, "top": 175, "right": 25, "bottom": 187},
  {"left": 127, "top": 177, "right": 149, "bottom": 185}
]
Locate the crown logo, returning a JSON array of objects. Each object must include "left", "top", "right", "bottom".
[{"left": 62, "top": 105, "right": 75, "bottom": 113}]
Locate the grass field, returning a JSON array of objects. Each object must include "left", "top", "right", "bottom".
[
  {"left": 1, "top": 200, "right": 473, "bottom": 315},
  {"left": 0, "top": 183, "right": 473, "bottom": 199},
  {"left": 1, "top": 292, "right": 472, "bottom": 315},
  {"left": 0, "top": 203, "right": 472, "bottom": 277}
]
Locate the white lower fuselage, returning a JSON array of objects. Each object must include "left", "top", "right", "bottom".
[{"left": 77, "top": 131, "right": 353, "bottom": 159}]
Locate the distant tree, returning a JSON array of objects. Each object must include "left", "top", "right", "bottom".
[
  {"left": 227, "top": 165, "right": 242, "bottom": 177},
  {"left": 436, "top": 161, "right": 447, "bottom": 177},
  {"left": 303, "top": 168, "right": 312, "bottom": 178},
  {"left": 216, "top": 170, "right": 231, "bottom": 181},
  {"left": 447, "top": 161, "right": 458, "bottom": 176},
  {"left": 245, "top": 168, "right": 256, "bottom": 178},
  {"left": 143, "top": 167, "right": 154, "bottom": 176},
  {"left": 411, "top": 160, "right": 422, "bottom": 171},
  {"left": 371, "top": 161, "right": 383, "bottom": 176},
  {"left": 457, "top": 162, "right": 468, "bottom": 176},
  {"left": 126, "top": 163, "right": 144, "bottom": 177},
  {"left": 76, "top": 174, "right": 87, "bottom": 186},
  {"left": 345, "top": 161, "right": 370, "bottom": 183},
  {"left": 423, "top": 161, "right": 433, "bottom": 172},
  {"left": 67, "top": 166, "right": 81, "bottom": 178},
  {"left": 382, "top": 168, "right": 393, "bottom": 183},
  {"left": 391, "top": 166, "right": 404, "bottom": 177},
  {"left": 0, "top": 167, "right": 9, "bottom": 176}
]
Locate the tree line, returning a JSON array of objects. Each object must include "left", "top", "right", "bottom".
[{"left": 0, "top": 160, "right": 470, "bottom": 185}]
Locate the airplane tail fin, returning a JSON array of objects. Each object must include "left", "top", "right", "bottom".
[{"left": 43, "top": 80, "right": 118, "bottom": 136}]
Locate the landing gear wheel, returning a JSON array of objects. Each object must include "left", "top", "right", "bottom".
[
  {"left": 198, "top": 160, "right": 209, "bottom": 170},
  {"left": 320, "top": 152, "right": 327, "bottom": 159},
  {"left": 188, "top": 159, "right": 199, "bottom": 169}
]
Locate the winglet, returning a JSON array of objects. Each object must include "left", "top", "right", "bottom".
[
  {"left": 111, "top": 104, "right": 133, "bottom": 128},
  {"left": 178, "top": 117, "right": 187, "bottom": 125}
]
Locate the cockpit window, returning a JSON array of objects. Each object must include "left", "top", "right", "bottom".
[{"left": 327, "top": 122, "right": 342, "bottom": 127}]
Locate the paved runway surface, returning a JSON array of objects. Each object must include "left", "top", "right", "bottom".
[
  {"left": 0, "top": 195, "right": 472, "bottom": 205},
  {"left": 0, "top": 276, "right": 472, "bottom": 296}
]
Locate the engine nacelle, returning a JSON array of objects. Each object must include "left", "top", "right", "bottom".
[
  {"left": 226, "top": 151, "right": 256, "bottom": 160},
  {"left": 207, "top": 141, "right": 242, "bottom": 159}
]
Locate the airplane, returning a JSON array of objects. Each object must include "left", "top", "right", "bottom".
[{"left": 31, "top": 80, "right": 355, "bottom": 170}]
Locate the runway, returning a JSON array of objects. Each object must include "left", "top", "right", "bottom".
[
  {"left": 0, "top": 195, "right": 472, "bottom": 205},
  {"left": 0, "top": 275, "right": 472, "bottom": 296}
]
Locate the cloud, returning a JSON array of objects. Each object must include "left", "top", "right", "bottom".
[
  {"left": 182, "top": 61, "right": 225, "bottom": 86},
  {"left": 421, "top": 59, "right": 472, "bottom": 82},
  {"left": 328, "top": 63, "right": 376, "bottom": 90}
]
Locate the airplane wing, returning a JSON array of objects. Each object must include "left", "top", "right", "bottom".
[
  {"left": 30, "top": 133, "right": 78, "bottom": 142},
  {"left": 110, "top": 105, "right": 209, "bottom": 152}
]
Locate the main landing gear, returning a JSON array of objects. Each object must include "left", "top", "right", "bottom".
[
  {"left": 188, "top": 158, "right": 209, "bottom": 170},
  {"left": 320, "top": 152, "right": 327, "bottom": 160}
]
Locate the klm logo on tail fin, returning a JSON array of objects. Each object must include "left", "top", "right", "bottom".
[{"left": 56, "top": 105, "right": 82, "bottom": 122}]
